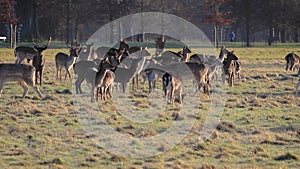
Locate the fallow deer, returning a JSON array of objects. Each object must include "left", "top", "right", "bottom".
[
  {"left": 85, "top": 56, "right": 119, "bottom": 102},
  {"left": 285, "top": 52, "right": 300, "bottom": 72},
  {"left": 157, "top": 45, "right": 191, "bottom": 64},
  {"left": 222, "top": 51, "right": 241, "bottom": 87},
  {"left": 55, "top": 40, "right": 82, "bottom": 80},
  {"left": 32, "top": 46, "right": 47, "bottom": 86},
  {"left": 162, "top": 73, "right": 183, "bottom": 104},
  {"left": 14, "top": 37, "right": 51, "bottom": 64},
  {"left": 78, "top": 43, "right": 94, "bottom": 61},
  {"left": 295, "top": 69, "right": 300, "bottom": 96},
  {"left": 74, "top": 48, "right": 125, "bottom": 94},
  {"left": 114, "top": 57, "right": 146, "bottom": 93},
  {"left": 0, "top": 64, "right": 43, "bottom": 99}
]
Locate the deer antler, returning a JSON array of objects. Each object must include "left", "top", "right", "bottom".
[{"left": 46, "top": 36, "right": 52, "bottom": 47}]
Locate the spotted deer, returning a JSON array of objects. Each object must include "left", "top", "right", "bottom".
[
  {"left": 55, "top": 40, "right": 82, "bottom": 80},
  {"left": 162, "top": 72, "right": 183, "bottom": 104},
  {"left": 14, "top": 37, "right": 51, "bottom": 64},
  {"left": 0, "top": 64, "right": 43, "bottom": 99}
]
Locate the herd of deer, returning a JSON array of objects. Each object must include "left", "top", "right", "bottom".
[{"left": 1, "top": 37, "right": 299, "bottom": 103}]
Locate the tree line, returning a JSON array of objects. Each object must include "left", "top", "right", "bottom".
[{"left": 0, "top": 0, "right": 299, "bottom": 47}]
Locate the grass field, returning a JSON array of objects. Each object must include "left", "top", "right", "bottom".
[{"left": 0, "top": 46, "right": 299, "bottom": 169}]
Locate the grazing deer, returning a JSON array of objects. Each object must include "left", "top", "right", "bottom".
[
  {"left": 145, "top": 61, "right": 210, "bottom": 95},
  {"left": 14, "top": 46, "right": 37, "bottom": 64},
  {"left": 0, "top": 64, "right": 43, "bottom": 99},
  {"left": 55, "top": 40, "right": 82, "bottom": 80},
  {"left": 74, "top": 60, "right": 98, "bottom": 94},
  {"left": 162, "top": 73, "right": 183, "bottom": 104},
  {"left": 14, "top": 37, "right": 51, "bottom": 64},
  {"left": 285, "top": 52, "right": 300, "bottom": 71}
]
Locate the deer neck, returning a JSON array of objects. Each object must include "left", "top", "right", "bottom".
[{"left": 219, "top": 49, "right": 227, "bottom": 62}]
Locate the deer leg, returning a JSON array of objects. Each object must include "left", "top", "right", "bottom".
[
  {"left": 148, "top": 80, "right": 151, "bottom": 93},
  {"left": 40, "top": 70, "right": 43, "bottom": 86},
  {"left": 25, "top": 79, "right": 43, "bottom": 99},
  {"left": 19, "top": 81, "right": 29, "bottom": 98},
  {"left": 296, "top": 80, "right": 300, "bottom": 96},
  {"left": 179, "top": 87, "right": 183, "bottom": 104},
  {"left": 75, "top": 76, "right": 85, "bottom": 94},
  {"left": 0, "top": 82, "right": 3, "bottom": 98},
  {"left": 164, "top": 89, "right": 168, "bottom": 103},
  {"left": 122, "top": 83, "right": 126, "bottom": 93},
  {"left": 171, "top": 88, "right": 175, "bottom": 104},
  {"left": 91, "top": 85, "right": 95, "bottom": 103},
  {"left": 132, "top": 77, "right": 135, "bottom": 91},
  {"left": 136, "top": 74, "right": 139, "bottom": 90}
]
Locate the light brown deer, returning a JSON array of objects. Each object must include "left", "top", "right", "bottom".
[
  {"left": 162, "top": 72, "right": 183, "bottom": 104},
  {"left": 55, "top": 40, "right": 82, "bottom": 80},
  {"left": 14, "top": 37, "right": 51, "bottom": 64},
  {"left": 85, "top": 56, "right": 119, "bottom": 102},
  {"left": 0, "top": 64, "right": 43, "bottom": 99}
]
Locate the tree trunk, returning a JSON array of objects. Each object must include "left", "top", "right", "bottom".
[
  {"left": 268, "top": 27, "right": 273, "bottom": 46},
  {"left": 10, "top": 24, "right": 17, "bottom": 49},
  {"left": 280, "top": 30, "right": 286, "bottom": 43},
  {"left": 245, "top": 18, "right": 250, "bottom": 47},
  {"left": 214, "top": 25, "right": 218, "bottom": 48},
  {"left": 294, "top": 29, "right": 299, "bottom": 43}
]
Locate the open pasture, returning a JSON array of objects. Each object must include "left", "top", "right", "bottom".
[{"left": 0, "top": 46, "right": 299, "bottom": 169}]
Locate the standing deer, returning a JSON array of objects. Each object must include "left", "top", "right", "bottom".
[
  {"left": 114, "top": 57, "right": 146, "bottom": 93},
  {"left": 84, "top": 56, "right": 119, "bottom": 102},
  {"left": 78, "top": 43, "right": 94, "bottom": 61},
  {"left": 162, "top": 73, "right": 183, "bottom": 104},
  {"left": 31, "top": 38, "right": 51, "bottom": 86},
  {"left": 296, "top": 70, "right": 300, "bottom": 96},
  {"left": 222, "top": 51, "right": 240, "bottom": 87},
  {"left": 55, "top": 40, "right": 82, "bottom": 80},
  {"left": 0, "top": 64, "right": 43, "bottom": 99},
  {"left": 157, "top": 45, "right": 191, "bottom": 64},
  {"left": 285, "top": 52, "right": 300, "bottom": 72},
  {"left": 14, "top": 37, "right": 51, "bottom": 64}
]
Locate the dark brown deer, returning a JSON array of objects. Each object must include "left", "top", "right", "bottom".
[
  {"left": 55, "top": 40, "right": 82, "bottom": 80},
  {"left": 154, "top": 36, "right": 166, "bottom": 56},
  {"left": 222, "top": 51, "right": 240, "bottom": 87},
  {"left": 31, "top": 37, "right": 51, "bottom": 86},
  {"left": 285, "top": 52, "right": 300, "bottom": 71},
  {"left": 296, "top": 70, "right": 300, "bottom": 96},
  {"left": 0, "top": 64, "right": 43, "bottom": 99}
]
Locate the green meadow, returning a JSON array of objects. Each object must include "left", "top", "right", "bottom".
[{"left": 0, "top": 45, "right": 299, "bottom": 169}]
